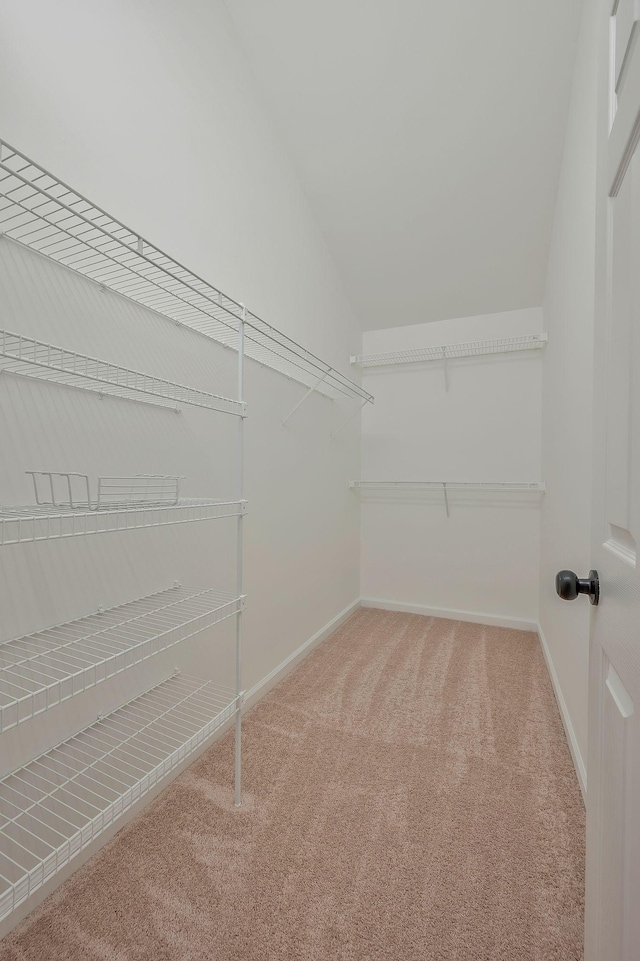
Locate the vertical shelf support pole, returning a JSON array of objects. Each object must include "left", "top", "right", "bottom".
[
  {"left": 235, "top": 306, "right": 246, "bottom": 808},
  {"left": 442, "top": 482, "right": 450, "bottom": 518}
]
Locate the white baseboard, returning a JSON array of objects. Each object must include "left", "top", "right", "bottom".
[
  {"left": 243, "top": 598, "right": 361, "bottom": 708},
  {"left": 360, "top": 597, "right": 538, "bottom": 632},
  {"left": 537, "top": 622, "right": 587, "bottom": 804}
]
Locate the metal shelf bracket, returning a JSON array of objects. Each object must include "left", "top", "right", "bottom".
[{"left": 281, "top": 370, "right": 330, "bottom": 428}]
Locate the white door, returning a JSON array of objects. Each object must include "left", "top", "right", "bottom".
[{"left": 585, "top": 2, "right": 640, "bottom": 958}]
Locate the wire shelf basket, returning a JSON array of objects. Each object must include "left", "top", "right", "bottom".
[
  {"left": 0, "top": 586, "right": 245, "bottom": 731},
  {"left": 0, "top": 673, "right": 238, "bottom": 922},
  {"left": 26, "top": 472, "right": 183, "bottom": 511}
]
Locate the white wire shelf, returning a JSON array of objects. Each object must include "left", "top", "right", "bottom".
[
  {"left": 350, "top": 334, "right": 548, "bottom": 368},
  {"left": 0, "top": 497, "right": 246, "bottom": 547},
  {"left": 0, "top": 586, "right": 245, "bottom": 732},
  {"left": 350, "top": 481, "right": 546, "bottom": 491},
  {"left": 0, "top": 672, "right": 238, "bottom": 922},
  {"left": 0, "top": 329, "right": 245, "bottom": 416},
  {"left": 0, "top": 140, "right": 371, "bottom": 406},
  {"left": 350, "top": 481, "right": 546, "bottom": 516}
]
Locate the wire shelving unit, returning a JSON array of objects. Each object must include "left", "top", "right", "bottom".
[
  {"left": 0, "top": 140, "right": 371, "bottom": 409},
  {"left": 0, "top": 139, "right": 318, "bottom": 925},
  {"left": 0, "top": 133, "right": 373, "bottom": 924},
  {"left": 0, "top": 329, "right": 245, "bottom": 415},
  {"left": 350, "top": 481, "right": 546, "bottom": 516},
  {"left": 0, "top": 587, "right": 245, "bottom": 732},
  {"left": 0, "top": 672, "right": 238, "bottom": 923}
]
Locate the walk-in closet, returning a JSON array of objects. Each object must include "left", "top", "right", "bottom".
[{"left": 1, "top": 2, "right": 636, "bottom": 959}]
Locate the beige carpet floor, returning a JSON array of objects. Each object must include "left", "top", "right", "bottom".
[{"left": 0, "top": 609, "right": 585, "bottom": 961}]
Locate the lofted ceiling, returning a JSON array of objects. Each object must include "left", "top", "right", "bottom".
[{"left": 223, "top": 0, "right": 583, "bottom": 330}]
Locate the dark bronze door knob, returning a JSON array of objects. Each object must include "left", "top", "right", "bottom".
[{"left": 555, "top": 570, "right": 599, "bottom": 605}]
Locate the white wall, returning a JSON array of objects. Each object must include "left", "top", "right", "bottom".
[
  {"left": 0, "top": 0, "right": 361, "bottom": 368},
  {"left": 538, "top": 0, "right": 600, "bottom": 797},
  {"left": 0, "top": 0, "right": 363, "bottom": 933},
  {"left": 359, "top": 307, "right": 544, "bottom": 628}
]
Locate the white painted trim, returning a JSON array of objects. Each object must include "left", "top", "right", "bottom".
[
  {"left": 244, "top": 599, "right": 361, "bottom": 707},
  {"left": 537, "top": 622, "right": 587, "bottom": 804},
  {"left": 360, "top": 597, "right": 538, "bottom": 632}
]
